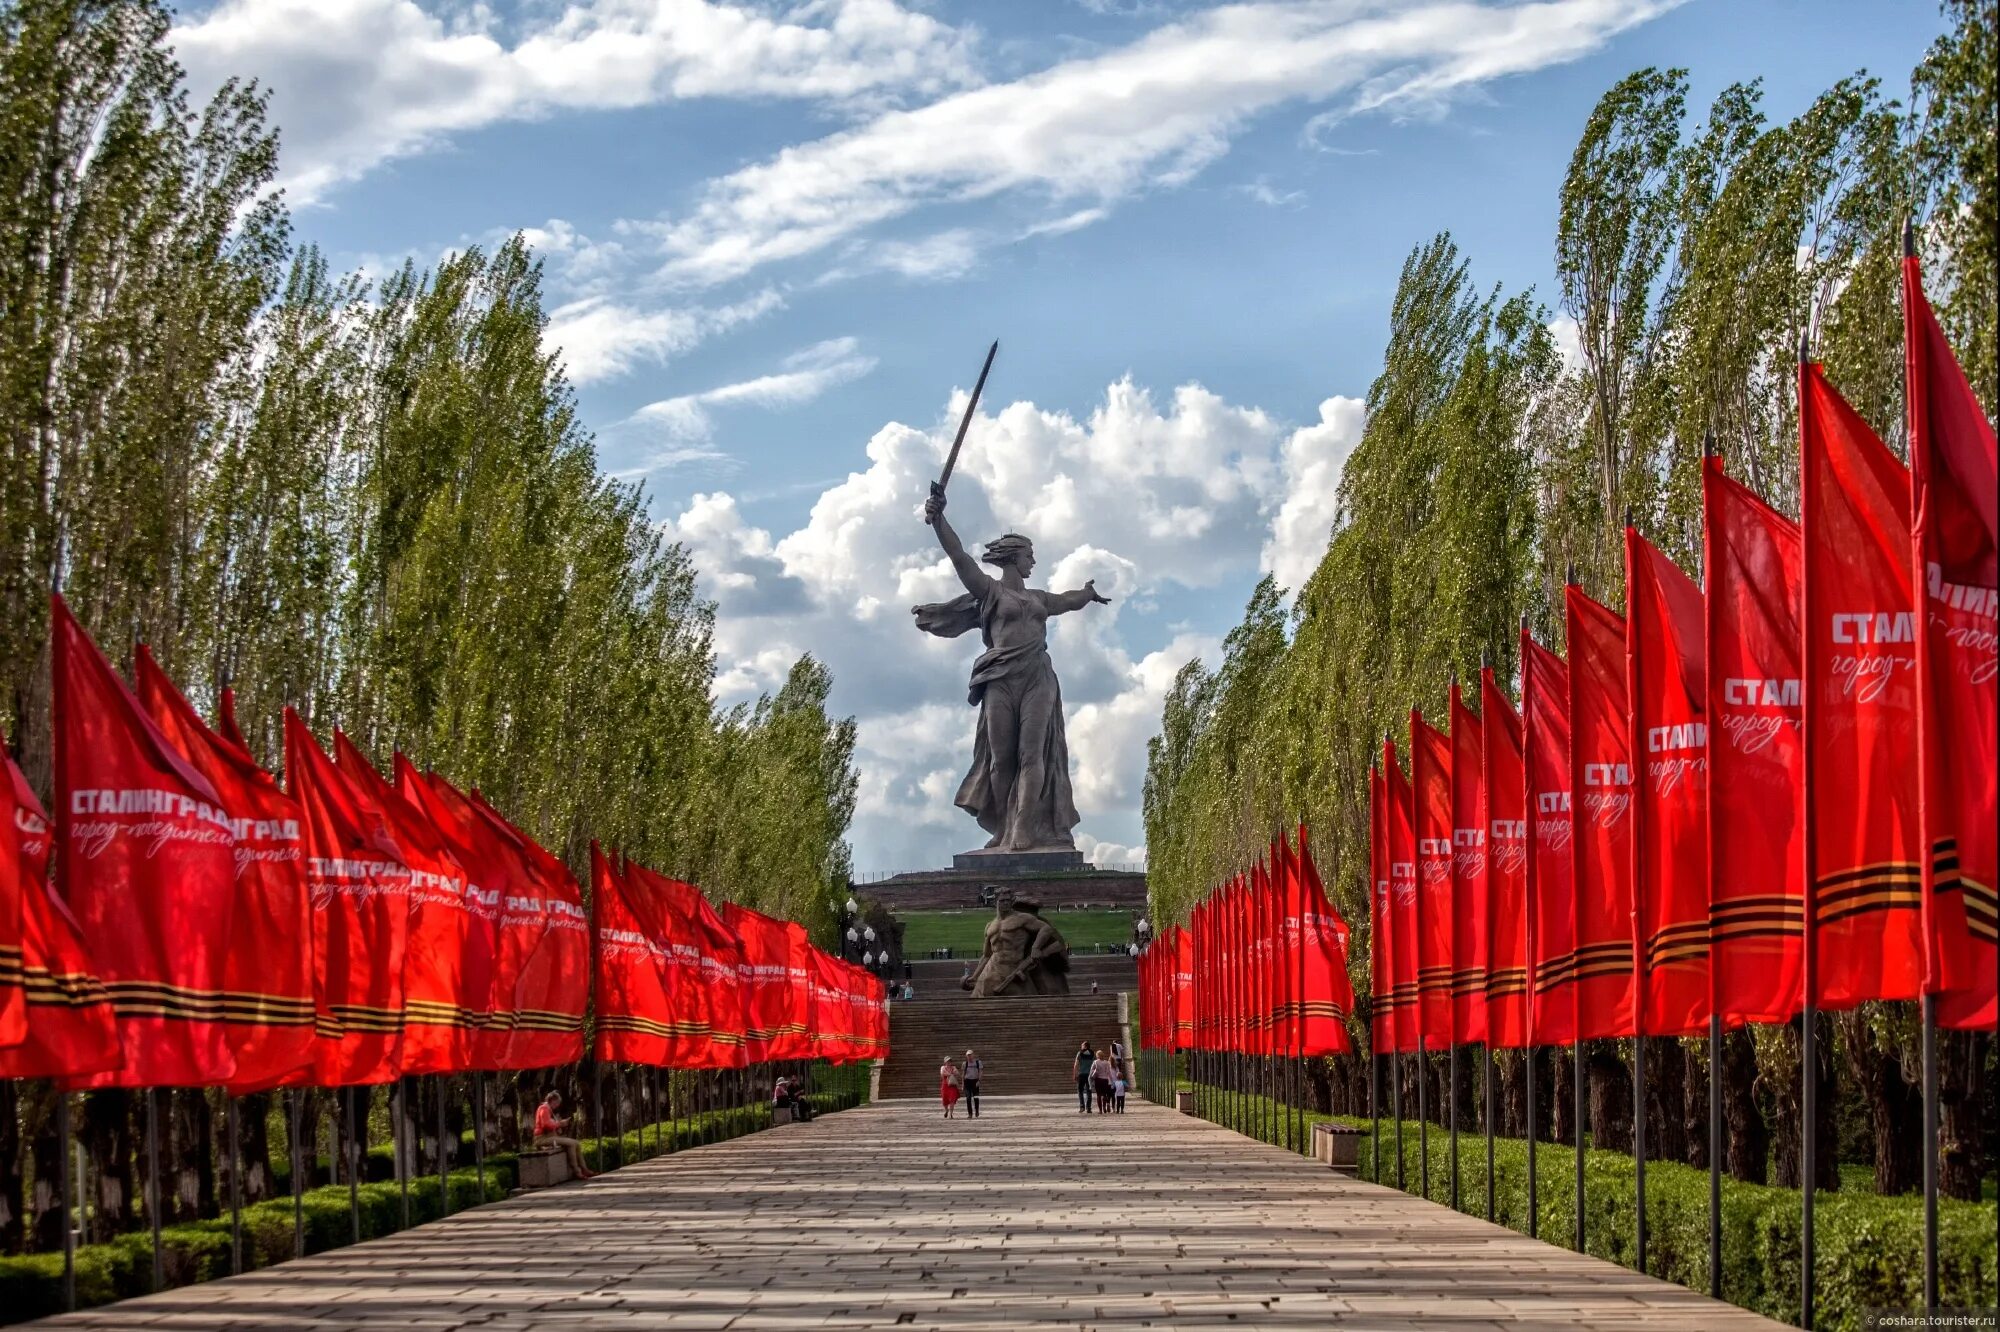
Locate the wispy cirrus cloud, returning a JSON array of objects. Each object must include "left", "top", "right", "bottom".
[
  {"left": 621, "top": 336, "right": 880, "bottom": 458},
  {"left": 544, "top": 286, "right": 783, "bottom": 386},
  {"left": 636, "top": 0, "right": 1678, "bottom": 287},
  {"left": 171, "top": 0, "right": 979, "bottom": 203}
]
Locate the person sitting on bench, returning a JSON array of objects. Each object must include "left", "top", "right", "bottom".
[
  {"left": 772, "top": 1076, "right": 812, "bottom": 1122},
  {"left": 532, "top": 1091, "right": 595, "bottom": 1179}
]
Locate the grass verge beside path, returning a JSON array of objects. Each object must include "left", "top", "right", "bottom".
[
  {"left": 0, "top": 1085, "right": 866, "bottom": 1325},
  {"left": 1176, "top": 1080, "right": 1997, "bottom": 1332}
]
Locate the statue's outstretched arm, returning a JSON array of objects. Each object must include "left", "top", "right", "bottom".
[
  {"left": 923, "top": 485, "right": 988, "bottom": 596},
  {"left": 1047, "top": 579, "right": 1113, "bottom": 614}
]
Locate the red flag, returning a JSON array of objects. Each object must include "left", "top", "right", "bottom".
[
  {"left": 1369, "top": 763, "right": 1397, "bottom": 1054},
  {"left": 286, "top": 712, "right": 410, "bottom": 1085},
  {"left": 1384, "top": 737, "right": 1420, "bottom": 1055},
  {"left": 53, "top": 595, "right": 238, "bottom": 1087},
  {"left": 1906, "top": 252, "right": 1999, "bottom": 1030},
  {"left": 1173, "top": 924, "right": 1194, "bottom": 1048},
  {"left": 613, "top": 858, "right": 719, "bottom": 1065},
  {"left": 679, "top": 883, "right": 749, "bottom": 1069},
  {"left": 134, "top": 648, "right": 315, "bottom": 1089},
  {"left": 592, "top": 844, "right": 675, "bottom": 1063},
  {"left": 1481, "top": 668, "right": 1529, "bottom": 1049},
  {"left": 0, "top": 753, "right": 120, "bottom": 1079},
  {"left": 1411, "top": 711, "right": 1454, "bottom": 1045},
  {"left": 1566, "top": 584, "right": 1636, "bottom": 1039},
  {"left": 807, "top": 947, "right": 854, "bottom": 1062},
  {"left": 0, "top": 751, "right": 23, "bottom": 1048},
  {"left": 724, "top": 903, "right": 797, "bottom": 1065},
  {"left": 1523, "top": 632, "right": 1575, "bottom": 1046},
  {"left": 334, "top": 736, "right": 485, "bottom": 1074},
  {"left": 396, "top": 765, "right": 527, "bottom": 1069},
  {"left": 466, "top": 793, "right": 585, "bottom": 1069},
  {"left": 1627, "top": 528, "right": 1711, "bottom": 1037},
  {"left": 1449, "top": 683, "right": 1489, "bottom": 1045},
  {"left": 1705, "top": 460, "right": 1806, "bottom": 1025},
  {"left": 1801, "top": 363, "right": 1925, "bottom": 1007},
  {"left": 1296, "top": 824, "right": 1354, "bottom": 1055}
]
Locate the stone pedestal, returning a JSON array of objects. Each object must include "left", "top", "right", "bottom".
[{"left": 951, "top": 847, "right": 1087, "bottom": 874}]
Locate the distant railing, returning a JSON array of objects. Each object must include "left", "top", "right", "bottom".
[{"left": 852, "top": 863, "right": 1147, "bottom": 882}]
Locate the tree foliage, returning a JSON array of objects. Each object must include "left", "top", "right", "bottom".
[{"left": 0, "top": 0, "right": 859, "bottom": 937}]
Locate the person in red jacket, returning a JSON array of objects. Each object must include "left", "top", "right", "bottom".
[{"left": 533, "top": 1091, "right": 595, "bottom": 1179}]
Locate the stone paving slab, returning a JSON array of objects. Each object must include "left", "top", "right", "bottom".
[{"left": 25, "top": 1094, "right": 1786, "bottom": 1331}]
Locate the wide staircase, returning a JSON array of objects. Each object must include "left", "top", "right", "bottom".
[{"left": 881, "top": 993, "right": 1123, "bottom": 1098}]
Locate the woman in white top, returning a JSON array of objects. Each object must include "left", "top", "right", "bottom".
[{"left": 1088, "top": 1051, "right": 1117, "bottom": 1113}]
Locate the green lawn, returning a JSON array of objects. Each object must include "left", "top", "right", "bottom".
[{"left": 897, "top": 907, "right": 1135, "bottom": 958}]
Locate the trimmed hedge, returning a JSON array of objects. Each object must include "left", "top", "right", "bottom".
[
  {"left": 0, "top": 1083, "right": 870, "bottom": 1324},
  {"left": 1181, "top": 1083, "right": 1998, "bottom": 1332}
]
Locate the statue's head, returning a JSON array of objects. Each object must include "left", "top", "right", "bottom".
[{"left": 980, "top": 533, "right": 1035, "bottom": 577}]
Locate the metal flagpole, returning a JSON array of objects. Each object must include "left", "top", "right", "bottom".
[
  {"left": 395, "top": 1077, "right": 409, "bottom": 1229},
  {"left": 1923, "top": 997, "right": 1939, "bottom": 1313},
  {"left": 1393, "top": 1052, "right": 1405, "bottom": 1190},
  {"left": 1574, "top": 1038, "right": 1585, "bottom": 1251},
  {"left": 227, "top": 1095, "right": 243, "bottom": 1275},
  {"left": 1449, "top": 1042, "right": 1459, "bottom": 1210},
  {"left": 1710, "top": 1016, "right": 1723, "bottom": 1300},
  {"left": 1527, "top": 1045, "right": 1538, "bottom": 1240},
  {"left": 1484, "top": 1045, "right": 1495, "bottom": 1221},
  {"left": 146, "top": 1088, "right": 164, "bottom": 1292},
  {"left": 437, "top": 1075, "right": 450, "bottom": 1214},
  {"left": 474, "top": 1072, "right": 486, "bottom": 1200},
  {"left": 1635, "top": 1033, "right": 1647, "bottom": 1275},
  {"left": 1417, "top": 1037, "right": 1429, "bottom": 1200},
  {"left": 614, "top": 1066, "right": 625, "bottom": 1167},
  {"left": 1370, "top": 1051, "right": 1380, "bottom": 1182},
  {"left": 346, "top": 1087, "right": 360, "bottom": 1246},
  {"left": 58, "top": 1094, "right": 74, "bottom": 1311},
  {"left": 290, "top": 1089, "right": 304, "bottom": 1259}
]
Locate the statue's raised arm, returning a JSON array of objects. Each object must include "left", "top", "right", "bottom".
[{"left": 923, "top": 486, "right": 989, "bottom": 598}]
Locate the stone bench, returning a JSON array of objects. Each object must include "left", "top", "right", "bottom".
[
  {"left": 772, "top": 1103, "right": 797, "bottom": 1125},
  {"left": 1312, "top": 1122, "right": 1361, "bottom": 1175},
  {"left": 516, "top": 1146, "right": 573, "bottom": 1190}
]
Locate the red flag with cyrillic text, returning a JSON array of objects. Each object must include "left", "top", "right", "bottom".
[
  {"left": 0, "top": 753, "right": 119, "bottom": 1080},
  {"left": 1411, "top": 711, "right": 1453, "bottom": 1045},
  {"left": 1705, "top": 460, "right": 1806, "bottom": 1025},
  {"left": 1801, "top": 363, "right": 1924, "bottom": 1007},
  {"left": 135, "top": 648, "right": 315, "bottom": 1089},
  {"left": 53, "top": 596, "right": 237, "bottom": 1087},
  {"left": 1566, "top": 585, "right": 1636, "bottom": 1039},
  {"left": 1449, "top": 683, "right": 1488, "bottom": 1045},
  {"left": 1481, "top": 667, "right": 1529, "bottom": 1049},
  {"left": 1906, "top": 253, "right": 1999, "bottom": 1031},
  {"left": 468, "top": 791, "right": 585, "bottom": 1069},
  {"left": 1295, "top": 824, "right": 1353, "bottom": 1055},
  {"left": 1523, "top": 632, "right": 1575, "bottom": 1046},
  {"left": 1384, "top": 737, "right": 1420, "bottom": 1055},
  {"left": 287, "top": 711, "right": 410, "bottom": 1085}
]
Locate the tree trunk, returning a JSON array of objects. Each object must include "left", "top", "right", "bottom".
[
  {"left": 1684, "top": 1040, "right": 1709, "bottom": 1171},
  {"left": 0, "top": 1080, "right": 21, "bottom": 1254},
  {"left": 28, "top": 1088, "right": 64, "bottom": 1254},
  {"left": 1643, "top": 1038, "right": 1688, "bottom": 1164},
  {"left": 1938, "top": 1027, "right": 1987, "bottom": 1201},
  {"left": 238, "top": 1093, "right": 274, "bottom": 1204},
  {"left": 1551, "top": 1046, "right": 1576, "bottom": 1145},
  {"left": 1587, "top": 1042, "right": 1632, "bottom": 1153},
  {"left": 81, "top": 1090, "right": 133, "bottom": 1243},
  {"left": 1722, "top": 1026, "right": 1767, "bottom": 1183},
  {"left": 1765, "top": 1018, "right": 1839, "bottom": 1190},
  {"left": 172, "top": 1089, "right": 216, "bottom": 1221},
  {"left": 1839, "top": 1009, "right": 1921, "bottom": 1195}
]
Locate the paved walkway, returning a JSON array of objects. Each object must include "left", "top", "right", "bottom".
[{"left": 30, "top": 1095, "right": 1785, "bottom": 1330}]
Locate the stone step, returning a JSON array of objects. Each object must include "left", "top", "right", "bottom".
[{"left": 883, "top": 994, "right": 1126, "bottom": 1098}]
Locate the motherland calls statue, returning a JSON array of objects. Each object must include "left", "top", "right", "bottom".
[
  {"left": 912, "top": 484, "right": 1109, "bottom": 856},
  {"left": 962, "top": 896, "right": 1071, "bottom": 997}
]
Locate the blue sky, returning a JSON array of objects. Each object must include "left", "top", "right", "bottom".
[{"left": 170, "top": 0, "right": 1946, "bottom": 874}]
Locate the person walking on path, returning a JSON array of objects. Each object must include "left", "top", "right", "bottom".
[
  {"left": 1073, "top": 1040, "right": 1095, "bottom": 1113},
  {"left": 532, "top": 1091, "right": 596, "bottom": 1180},
  {"left": 940, "top": 1056, "right": 963, "bottom": 1119},
  {"left": 1089, "top": 1050, "right": 1117, "bottom": 1113},
  {"left": 962, "top": 1050, "right": 984, "bottom": 1119}
]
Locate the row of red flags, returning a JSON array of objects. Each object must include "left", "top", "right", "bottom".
[
  {"left": 1370, "top": 249, "right": 1996, "bottom": 1053},
  {"left": 1137, "top": 826, "right": 1357, "bottom": 1055},
  {"left": 0, "top": 609, "right": 886, "bottom": 1089}
]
